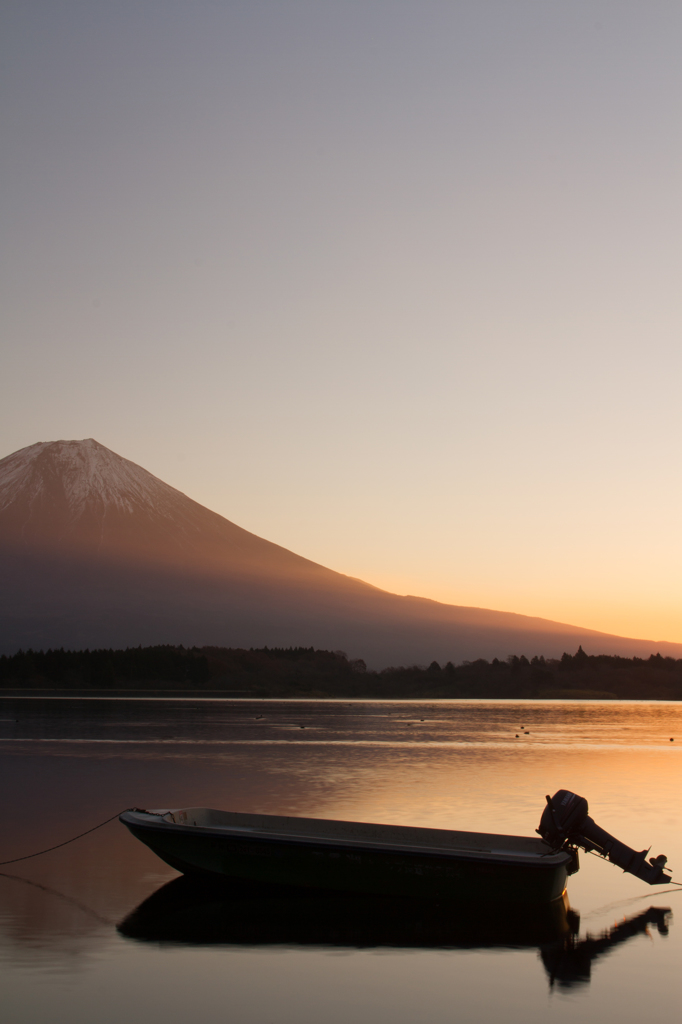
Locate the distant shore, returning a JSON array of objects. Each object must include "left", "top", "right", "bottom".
[{"left": 2, "top": 645, "right": 681, "bottom": 700}]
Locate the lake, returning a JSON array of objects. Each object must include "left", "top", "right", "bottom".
[{"left": 1, "top": 697, "right": 680, "bottom": 1023}]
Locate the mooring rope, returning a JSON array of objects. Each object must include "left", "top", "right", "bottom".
[
  {"left": 582, "top": 885, "right": 682, "bottom": 920},
  {"left": 0, "top": 808, "right": 165, "bottom": 866},
  {"left": 0, "top": 869, "right": 113, "bottom": 925}
]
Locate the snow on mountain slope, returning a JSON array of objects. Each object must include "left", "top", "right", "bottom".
[{"left": 0, "top": 438, "right": 190, "bottom": 518}]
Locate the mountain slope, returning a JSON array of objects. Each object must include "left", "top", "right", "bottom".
[
  {"left": 0, "top": 438, "right": 353, "bottom": 580},
  {"left": 1, "top": 439, "right": 680, "bottom": 665}
]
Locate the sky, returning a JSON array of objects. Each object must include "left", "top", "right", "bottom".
[{"left": 1, "top": 1, "right": 681, "bottom": 643}]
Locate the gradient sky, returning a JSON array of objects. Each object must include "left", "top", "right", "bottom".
[{"left": 2, "top": 1, "right": 681, "bottom": 643}]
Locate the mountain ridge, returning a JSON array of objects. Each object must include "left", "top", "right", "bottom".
[{"left": 1, "top": 438, "right": 680, "bottom": 666}]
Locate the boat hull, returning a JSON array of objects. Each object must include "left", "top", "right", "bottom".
[{"left": 121, "top": 810, "right": 571, "bottom": 905}]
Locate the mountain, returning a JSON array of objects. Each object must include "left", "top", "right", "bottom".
[{"left": 1, "top": 438, "right": 680, "bottom": 666}]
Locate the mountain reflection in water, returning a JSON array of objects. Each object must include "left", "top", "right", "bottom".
[{"left": 117, "top": 875, "right": 671, "bottom": 988}]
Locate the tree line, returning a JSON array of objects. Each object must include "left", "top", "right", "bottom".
[{"left": 1, "top": 643, "right": 682, "bottom": 698}]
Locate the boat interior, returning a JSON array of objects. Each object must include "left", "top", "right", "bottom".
[{"left": 143, "top": 806, "right": 563, "bottom": 860}]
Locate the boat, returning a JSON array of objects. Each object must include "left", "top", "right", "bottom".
[
  {"left": 120, "top": 806, "right": 574, "bottom": 904},
  {"left": 120, "top": 789, "right": 671, "bottom": 905}
]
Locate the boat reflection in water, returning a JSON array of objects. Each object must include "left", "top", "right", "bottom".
[{"left": 117, "top": 876, "right": 672, "bottom": 988}]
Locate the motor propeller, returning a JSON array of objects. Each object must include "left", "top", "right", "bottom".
[{"left": 537, "top": 790, "right": 671, "bottom": 885}]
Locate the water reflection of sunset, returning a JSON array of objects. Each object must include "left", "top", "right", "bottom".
[
  {"left": 2, "top": 697, "right": 680, "bottom": 1024},
  {"left": 2, "top": 699, "right": 681, "bottom": 957}
]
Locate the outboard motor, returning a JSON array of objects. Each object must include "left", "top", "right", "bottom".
[{"left": 538, "top": 790, "right": 671, "bottom": 885}]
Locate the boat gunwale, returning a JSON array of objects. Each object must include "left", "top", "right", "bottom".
[{"left": 120, "top": 810, "right": 571, "bottom": 868}]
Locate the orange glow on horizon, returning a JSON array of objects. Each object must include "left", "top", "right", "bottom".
[{"left": 351, "top": 572, "right": 682, "bottom": 648}]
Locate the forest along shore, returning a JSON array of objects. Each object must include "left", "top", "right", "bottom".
[{"left": 2, "top": 645, "right": 682, "bottom": 700}]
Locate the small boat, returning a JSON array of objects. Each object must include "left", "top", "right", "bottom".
[
  {"left": 120, "top": 789, "right": 671, "bottom": 905},
  {"left": 121, "top": 806, "right": 573, "bottom": 904}
]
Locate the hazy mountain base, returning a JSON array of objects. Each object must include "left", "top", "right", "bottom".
[{"left": 2, "top": 645, "right": 682, "bottom": 700}]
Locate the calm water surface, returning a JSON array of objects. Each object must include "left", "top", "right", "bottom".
[{"left": 1, "top": 698, "right": 681, "bottom": 1023}]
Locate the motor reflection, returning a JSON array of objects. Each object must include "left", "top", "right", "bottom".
[{"left": 540, "top": 905, "right": 672, "bottom": 989}]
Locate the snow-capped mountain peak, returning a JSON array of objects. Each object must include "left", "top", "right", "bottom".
[
  {"left": 0, "top": 438, "right": 189, "bottom": 519},
  {"left": 0, "top": 437, "right": 319, "bottom": 573}
]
